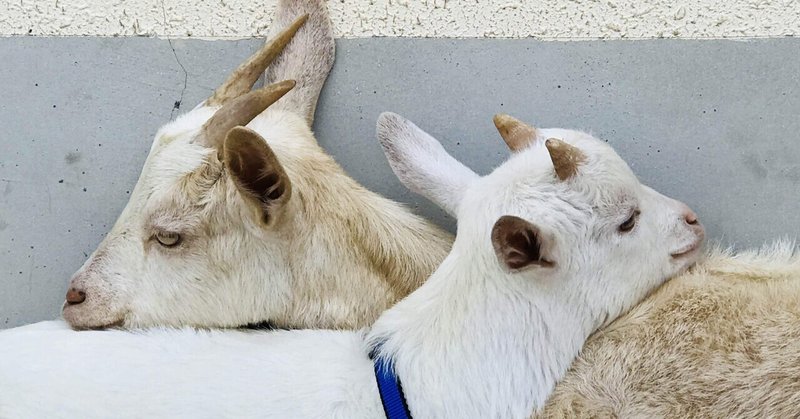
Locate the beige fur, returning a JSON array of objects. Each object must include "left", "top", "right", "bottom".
[
  {"left": 538, "top": 241, "right": 800, "bottom": 418},
  {"left": 256, "top": 114, "right": 453, "bottom": 328}
]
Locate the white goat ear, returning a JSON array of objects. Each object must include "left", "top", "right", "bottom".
[
  {"left": 223, "top": 126, "right": 292, "bottom": 225},
  {"left": 491, "top": 215, "right": 555, "bottom": 272},
  {"left": 376, "top": 112, "right": 478, "bottom": 217}
]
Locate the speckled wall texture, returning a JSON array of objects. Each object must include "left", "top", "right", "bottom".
[{"left": 2, "top": 0, "right": 799, "bottom": 39}]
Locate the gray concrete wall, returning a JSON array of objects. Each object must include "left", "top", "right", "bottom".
[{"left": 1, "top": 37, "right": 799, "bottom": 328}]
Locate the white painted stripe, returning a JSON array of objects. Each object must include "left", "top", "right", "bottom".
[{"left": 2, "top": 0, "right": 799, "bottom": 39}]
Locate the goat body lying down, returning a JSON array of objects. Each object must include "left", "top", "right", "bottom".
[
  {"left": 0, "top": 113, "right": 703, "bottom": 418},
  {"left": 540, "top": 242, "right": 800, "bottom": 418}
]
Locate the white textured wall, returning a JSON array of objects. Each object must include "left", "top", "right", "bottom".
[{"left": 2, "top": 0, "right": 798, "bottom": 39}]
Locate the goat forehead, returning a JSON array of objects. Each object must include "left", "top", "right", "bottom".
[
  {"left": 144, "top": 178, "right": 207, "bottom": 218},
  {"left": 582, "top": 168, "right": 640, "bottom": 204},
  {"left": 151, "top": 107, "right": 216, "bottom": 148},
  {"left": 542, "top": 130, "right": 641, "bottom": 201},
  {"left": 121, "top": 139, "right": 221, "bottom": 231},
  {"left": 142, "top": 141, "right": 212, "bottom": 191},
  {"left": 497, "top": 145, "right": 637, "bottom": 198},
  {"left": 538, "top": 127, "right": 626, "bottom": 163}
]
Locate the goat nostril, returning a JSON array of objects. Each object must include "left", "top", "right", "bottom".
[
  {"left": 66, "top": 288, "right": 86, "bottom": 305},
  {"left": 684, "top": 212, "right": 699, "bottom": 225}
]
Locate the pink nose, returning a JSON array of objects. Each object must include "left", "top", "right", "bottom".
[
  {"left": 66, "top": 287, "right": 86, "bottom": 305},
  {"left": 683, "top": 208, "right": 699, "bottom": 225}
]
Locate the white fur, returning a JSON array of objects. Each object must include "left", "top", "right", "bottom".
[
  {"left": 0, "top": 321, "right": 382, "bottom": 419},
  {"left": 376, "top": 115, "right": 478, "bottom": 216},
  {"left": 0, "top": 113, "right": 703, "bottom": 418}
]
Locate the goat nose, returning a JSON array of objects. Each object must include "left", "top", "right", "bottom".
[
  {"left": 683, "top": 208, "right": 699, "bottom": 225},
  {"left": 66, "top": 288, "right": 86, "bottom": 305}
]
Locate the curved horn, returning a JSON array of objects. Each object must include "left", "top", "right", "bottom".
[
  {"left": 545, "top": 138, "right": 586, "bottom": 181},
  {"left": 493, "top": 113, "right": 537, "bottom": 152},
  {"left": 199, "top": 80, "right": 296, "bottom": 156},
  {"left": 206, "top": 14, "right": 307, "bottom": 106}
]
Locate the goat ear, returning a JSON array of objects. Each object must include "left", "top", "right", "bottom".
[
  {"left": 376, "top": 112, "right": 479, "bottom": 217},
  {"left": 223, "top": 126, "right": 292, "bottom": 224},
  {"left": 491, "top": 215, "right": 555, "bottom": 272}
]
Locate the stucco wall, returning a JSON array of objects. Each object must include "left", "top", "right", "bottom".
[{"left": 2, "top": 0, "right": 799, "bottom": 39}]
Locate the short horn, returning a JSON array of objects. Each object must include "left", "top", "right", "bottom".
[
  {"left": 545, "top": 138, "right": 586, "bottom": 181},
  {"left": 493, "top": 114, "right": 536, "bottom": 152},
  {"left": 199, "top": 80, "right": 296, "bottom": 156},
  {"left": 206, "top": 14, "right": 307, "bottom": 106}
]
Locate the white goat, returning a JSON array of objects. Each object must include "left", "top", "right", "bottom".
[
  {"left": 491, "top": 115, "right": 800, "bottom": 418},
  {"left": 0, "top": 112, "right": 703, "bottom": 418},
  {"left": 61, "top": 0, "right": 452, "bottom": 330}
]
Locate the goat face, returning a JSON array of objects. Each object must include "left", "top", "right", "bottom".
[
  {"left": 377, "top": 112, "right": 705, "bottom": 332},
  {"left": 499, "top": 126, "right": 704, "bottom": 328},
  {"left": 62, "top": 106, "right": 304, "bottom": 329},
  {"left": 63, "top": 17, "right": 309, "bottom": 329}
]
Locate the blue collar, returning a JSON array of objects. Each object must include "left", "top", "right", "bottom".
[{"left": 371, "top": 348, "right": 412, "bottom": 419}]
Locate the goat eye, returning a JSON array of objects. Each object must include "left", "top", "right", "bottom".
[
  {"left": 155, "top": 231, "right": 181, "bottom": 247},
  {"left": 618, "top": 211, "right": 639, "bottom": 233}
]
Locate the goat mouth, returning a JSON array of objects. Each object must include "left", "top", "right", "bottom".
[
  {"left": 671, "top": 241, "right": 701, "bottom": 259},
  {"left": 71, "top": 319, "right": 126, "bottom": 331},
  {"left": 244, "top": 320, "right": 277, "bottom": 330}
]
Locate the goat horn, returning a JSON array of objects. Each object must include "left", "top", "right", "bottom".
[
  {"left": 200, "top": 80, "right": 296, "bottom": 156},
  {"left": 545, "top": 138, "right": 586, "bottom": 181},
  {"left": 493, "top": 114, "right": 537, "bottom": 152},
  {"left": 205, "top": 14, "right": 307, "bottom": 106}
]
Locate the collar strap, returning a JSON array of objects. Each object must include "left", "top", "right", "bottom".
[{"left": 371, "top": 347, "right": 412, "bottom": 419}]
